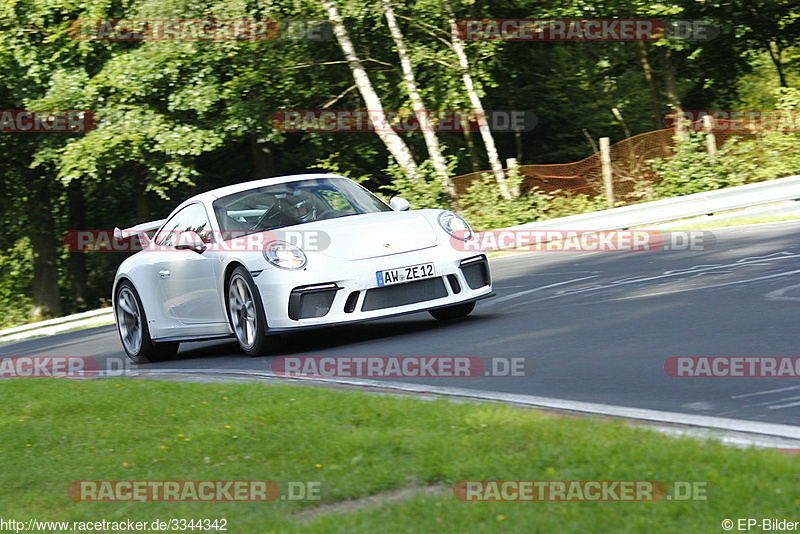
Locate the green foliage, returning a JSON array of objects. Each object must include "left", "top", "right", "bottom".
[
  {"left": 383, "top": 160, "right": 607, "bottom": 232},
  {"left": 536, "top": 189, "right": 608, "bottom": 220},
  {"left": 647, "top": 132, "right": 800, "bottom": 200},
  {"left": 382, "top": 158, "right": 455, "bottom": 210},
  {"left": 737, "top": 88, "right": 800, "bottom": 181},
  {"left": 458, "top": 172, "right": 538, "bottom": 231},
  {"left": 310, "top": 152, "right": 374, "bottom": 184},
  {"left": 646, "top": 133, "right": 753, "bottom": 198},
  {"left": 0, "top": 238, "right": 33, "bottom": 328},
  {"left": 457, "top": 168, "right": 605, "bottom": 232},
  {"left": 721, "top": 132, "right": 800, "bottom": 184},
  {"left": 648, "top": 88, "right": 800, "bottom": 198}
]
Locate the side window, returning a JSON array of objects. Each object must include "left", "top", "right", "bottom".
[
  {"left": 154, "top": 203, "right": 213, "bottom": 247},
  {"left": 318, "top": 189, "right": 357, "bottom": 214}
]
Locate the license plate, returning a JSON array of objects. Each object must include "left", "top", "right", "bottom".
[{"left": 376, "top": 262, "right": 435, "bottom": 287}]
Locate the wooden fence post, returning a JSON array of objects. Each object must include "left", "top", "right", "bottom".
[
  {"left": 505, "top": 158, "right": 520, "bottom": 196},
  {"left": 703, "top": 115, "right": 717, "bottom": 157},
  {"left": 599, "top": 137, "right": 615, "bottom": 209},
  {"left": 675, "top": 111, "right": 687, "bottom": 142}
]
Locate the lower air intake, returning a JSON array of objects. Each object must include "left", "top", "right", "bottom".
[{"left": 361, "top": 277, "right": 448, "bottom": 312}]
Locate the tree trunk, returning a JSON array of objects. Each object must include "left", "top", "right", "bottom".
[
  {"left": 134, "top": 165, "right": 150, "bottom": 222},
  {"left": 509, "top": 97, "right": 524, "bottom": 163},
  {"left": 251, "top": 135, "right": 275, "bottom": 178},
  {"left": 67, "top": 178, "right": 87, "bottom": 310},
  {"left": 26, "top": 169, "right": 62, "bottom": 321},
  {"left": 381, "top": 0, "right": 455, "bottom": 198},
  {"left": 766, "top": 41, "right": 788, "bottom": 88},
  {"left": 460, "top": 115, "right": 482, "bottom": 172},
  {"left": 444, "top": 0, "right": 512, "bottom": 199},
  {"left": 323, "top": 0, "right": 421, "bottom": 183},
  {"left": 659, "top": 47, "right": 682, "bottom": 113},
  {"left": 636, "top": 41, "right": 664, "bottom": 130}
]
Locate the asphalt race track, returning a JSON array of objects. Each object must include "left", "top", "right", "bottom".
[{"left": 3, "top": 221, "right": 799, "bottom": 427}]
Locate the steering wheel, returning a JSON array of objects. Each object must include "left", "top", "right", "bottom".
[{"left": 251, "top": 202, "right": 282, "bottom": 230}]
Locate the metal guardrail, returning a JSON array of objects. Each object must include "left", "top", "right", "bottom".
[
  {"left": 3, "top": 175, "right": 800, "bottom": 342},
  {"left": 503, "top": 174, "right": 800, "bottom": 232}
]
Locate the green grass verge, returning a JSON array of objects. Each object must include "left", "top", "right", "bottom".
[
  {"left": 1, "top": 379, "right": 797, "bottom": 533},
  {"left": 660, "top": 213, "right": 800, "bottom": 231},
  {"left": 0, "top": 319, "right": 116, "bottom": 344}
]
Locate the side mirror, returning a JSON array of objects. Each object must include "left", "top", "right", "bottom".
[
  {"left": 390, "top": 197, "right": 410, "bottom": 211},
  {"left": 174, "top": 231, "right": 207, "bottom": 254}
]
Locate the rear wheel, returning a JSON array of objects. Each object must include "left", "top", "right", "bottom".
[
  {"left": 227, "top": 266, "right": 272, "bottom": 357},
  {"left": 115, "top": 281, "right": 179, "bottom": 363},
  {"left": 429, "top": 301, "right": 475, "bottom": 321}
]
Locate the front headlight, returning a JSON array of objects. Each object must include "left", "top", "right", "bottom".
[
  {"left": 438, "top": 211, "right": 473, "bottom": 241},
  {"left": 263, "top": 241, "right": 307, "bottom": 270}
]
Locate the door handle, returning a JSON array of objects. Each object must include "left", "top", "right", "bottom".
[{"left": 158, "top": 270, "right": 171, "bottom": 279}]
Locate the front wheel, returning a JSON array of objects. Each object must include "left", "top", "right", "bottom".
[
  {"left": 227, "top": 266, "right": 272, "bottom": 356},
  {"left": 115, "top": 280, "right": 179, "bottom": 364},
  {"left": 429, "top": 301, "right": 475, "bottom": 321}
]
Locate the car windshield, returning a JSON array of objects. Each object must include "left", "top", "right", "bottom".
[{"left": 212, "top": 177, "right": 392, "bottom": 238}]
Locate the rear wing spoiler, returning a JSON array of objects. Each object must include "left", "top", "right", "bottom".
[{"left": 114, "top": 219, "right": 165, "bottom": 244}]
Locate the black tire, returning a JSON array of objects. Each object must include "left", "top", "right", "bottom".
[
  {"left": 114, "top": 280, "right": 179, "bottom": 364},
  {"left": 227, "top": 266, "right": 272, "bottom": 357},
  {"left": 429, "top": 301, "right": 475, "bottom": 321}
]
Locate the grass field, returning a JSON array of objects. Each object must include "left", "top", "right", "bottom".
[
  {"left": 661, "top": 212, "right": 800, "bottom": 231},
  {"left": 1, "top": 378, "right": 797, "bottom": 533}
]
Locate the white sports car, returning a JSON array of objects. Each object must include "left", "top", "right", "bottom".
[{"left": 112, "top": 173, "right": 493, "bottom": 362}]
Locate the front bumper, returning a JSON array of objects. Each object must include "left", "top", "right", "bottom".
[{"left": 256, "top": 247, "right": 492, "bottom": 330}]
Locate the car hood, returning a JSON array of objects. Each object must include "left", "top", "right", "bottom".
[{"left": 310, "top": 211, "right": 439, "bottom": 260}]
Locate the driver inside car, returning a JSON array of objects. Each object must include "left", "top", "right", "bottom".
[{"left": 285, "top": 190, "right": 317, "bottom": 224}]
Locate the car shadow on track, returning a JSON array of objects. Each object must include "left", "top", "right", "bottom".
[{"left": 163, "top": 314, "right": 488, "bottom": 364}]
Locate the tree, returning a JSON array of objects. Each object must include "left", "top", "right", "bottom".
[
  {"left": 381, "top": 0, "right": 455, "bottom": 197},
  {"left": 444, "top": 0, "right": 512, "bottom": 199},
  {"left": 323, "top": 0, "right": 422, "bottom": 183}
]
